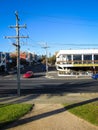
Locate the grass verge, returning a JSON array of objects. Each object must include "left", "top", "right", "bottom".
[
  {"left": 0, "top": 103, "right": 33, "bottom": 128},
  {"left": 64, "top": 101, "right": 98, "bottom": 126}
]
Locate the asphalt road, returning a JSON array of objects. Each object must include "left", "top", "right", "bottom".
[{"left": 0, "top": 74, "right": 98, "bottom": 95}]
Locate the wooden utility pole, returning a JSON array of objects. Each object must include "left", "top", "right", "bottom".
[
  {"left": 5, "top": 11, "right": 29, "bottom": 96},
  {"left": 42, "top": 43, "right": 49, "bottom": 75}
]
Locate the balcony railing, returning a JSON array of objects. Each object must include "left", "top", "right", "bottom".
[{"left": 56, "top": 60, "right": 98, "bottom": 65}]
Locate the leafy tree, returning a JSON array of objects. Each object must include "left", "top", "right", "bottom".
[{"left": 48, "top": 55, "right": 56, "bottom": 65}]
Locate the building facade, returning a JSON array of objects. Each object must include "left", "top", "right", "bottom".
[{"left": 55, "top": 49, "right": 98, "bottom": 76}]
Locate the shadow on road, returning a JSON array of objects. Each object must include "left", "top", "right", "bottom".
[
  {"left": 0, "top": 79, "right": 98, "bottom": 96},
  {"left": 0, "top": 94, "right": 40, "bottom": 105}
]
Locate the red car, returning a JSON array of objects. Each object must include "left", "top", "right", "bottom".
[{"left": 23, "top": 71, "right": 34, "bottom": 78}]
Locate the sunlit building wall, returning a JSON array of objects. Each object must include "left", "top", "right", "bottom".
[{"left": 56, "top": 49, "right": 98, "bottom": 75}]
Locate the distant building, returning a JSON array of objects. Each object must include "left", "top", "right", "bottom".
[
  {"left": 10, "top": 51, "right": 41, "bottom": 63},
  {"left": 55, "top": 49, "right": 98, "bottom": 76},
  {"left": 20, "top": 52, "right": 27, "bottom": 59},
  {"left": 0, "top": 52, "right": 10, "bottom": 65}
]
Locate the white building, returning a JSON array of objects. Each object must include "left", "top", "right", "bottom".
[{"left": 55, "top": 49, "right": 98, "bottom": 76}]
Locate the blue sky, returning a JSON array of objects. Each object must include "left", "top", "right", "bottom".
[{"left": 0, "top": 0, "right": 98, "bottom": 56}]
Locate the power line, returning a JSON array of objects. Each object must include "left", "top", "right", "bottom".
[{"left": 12, "top": 12, "right": 98, "bottom": 27}]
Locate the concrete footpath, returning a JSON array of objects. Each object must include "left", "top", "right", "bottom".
[
  {"left": 46, "top": 71, "right": 91, "bottom": 79},
  {"left": 5, "top": 103, "right": 98, "bottom": 130}
]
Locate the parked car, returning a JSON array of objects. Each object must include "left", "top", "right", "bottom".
[
  {"left": 15, "top": 65, "right": 24, "bottom": 70},
  {"left": 23, "top": 71, "right": 34, "bottom": 78},
  {"left": 8, "top": 68, "right": 17, "bottom": 74},
  {"left": 92, "top": 73, "right": 98, "bottom": 79},
  {"left": 41, "top": 64, "right": 46, "bottom": 71}
]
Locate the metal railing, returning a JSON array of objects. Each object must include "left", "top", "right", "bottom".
[{"left": 56, "top": 60, "right": 98, "bottom": 65}]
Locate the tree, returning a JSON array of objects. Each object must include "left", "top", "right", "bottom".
[{"left": 48, "top": 55, "right": 56, "bottom": 65}]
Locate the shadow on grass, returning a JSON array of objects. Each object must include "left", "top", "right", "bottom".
[
  {"left": 3, "top": 97, "right": 98, "bottom": 129},
  {"left": 65, "top": 97, "right": 98, "bottom": 110}
]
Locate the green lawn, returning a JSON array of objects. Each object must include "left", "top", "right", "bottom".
[
  {"left": 0, "top": 103, "right": 33, "bottom": 128},
  {"left": 64, "top": 101, "right": 98, "bottom": 126}
]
